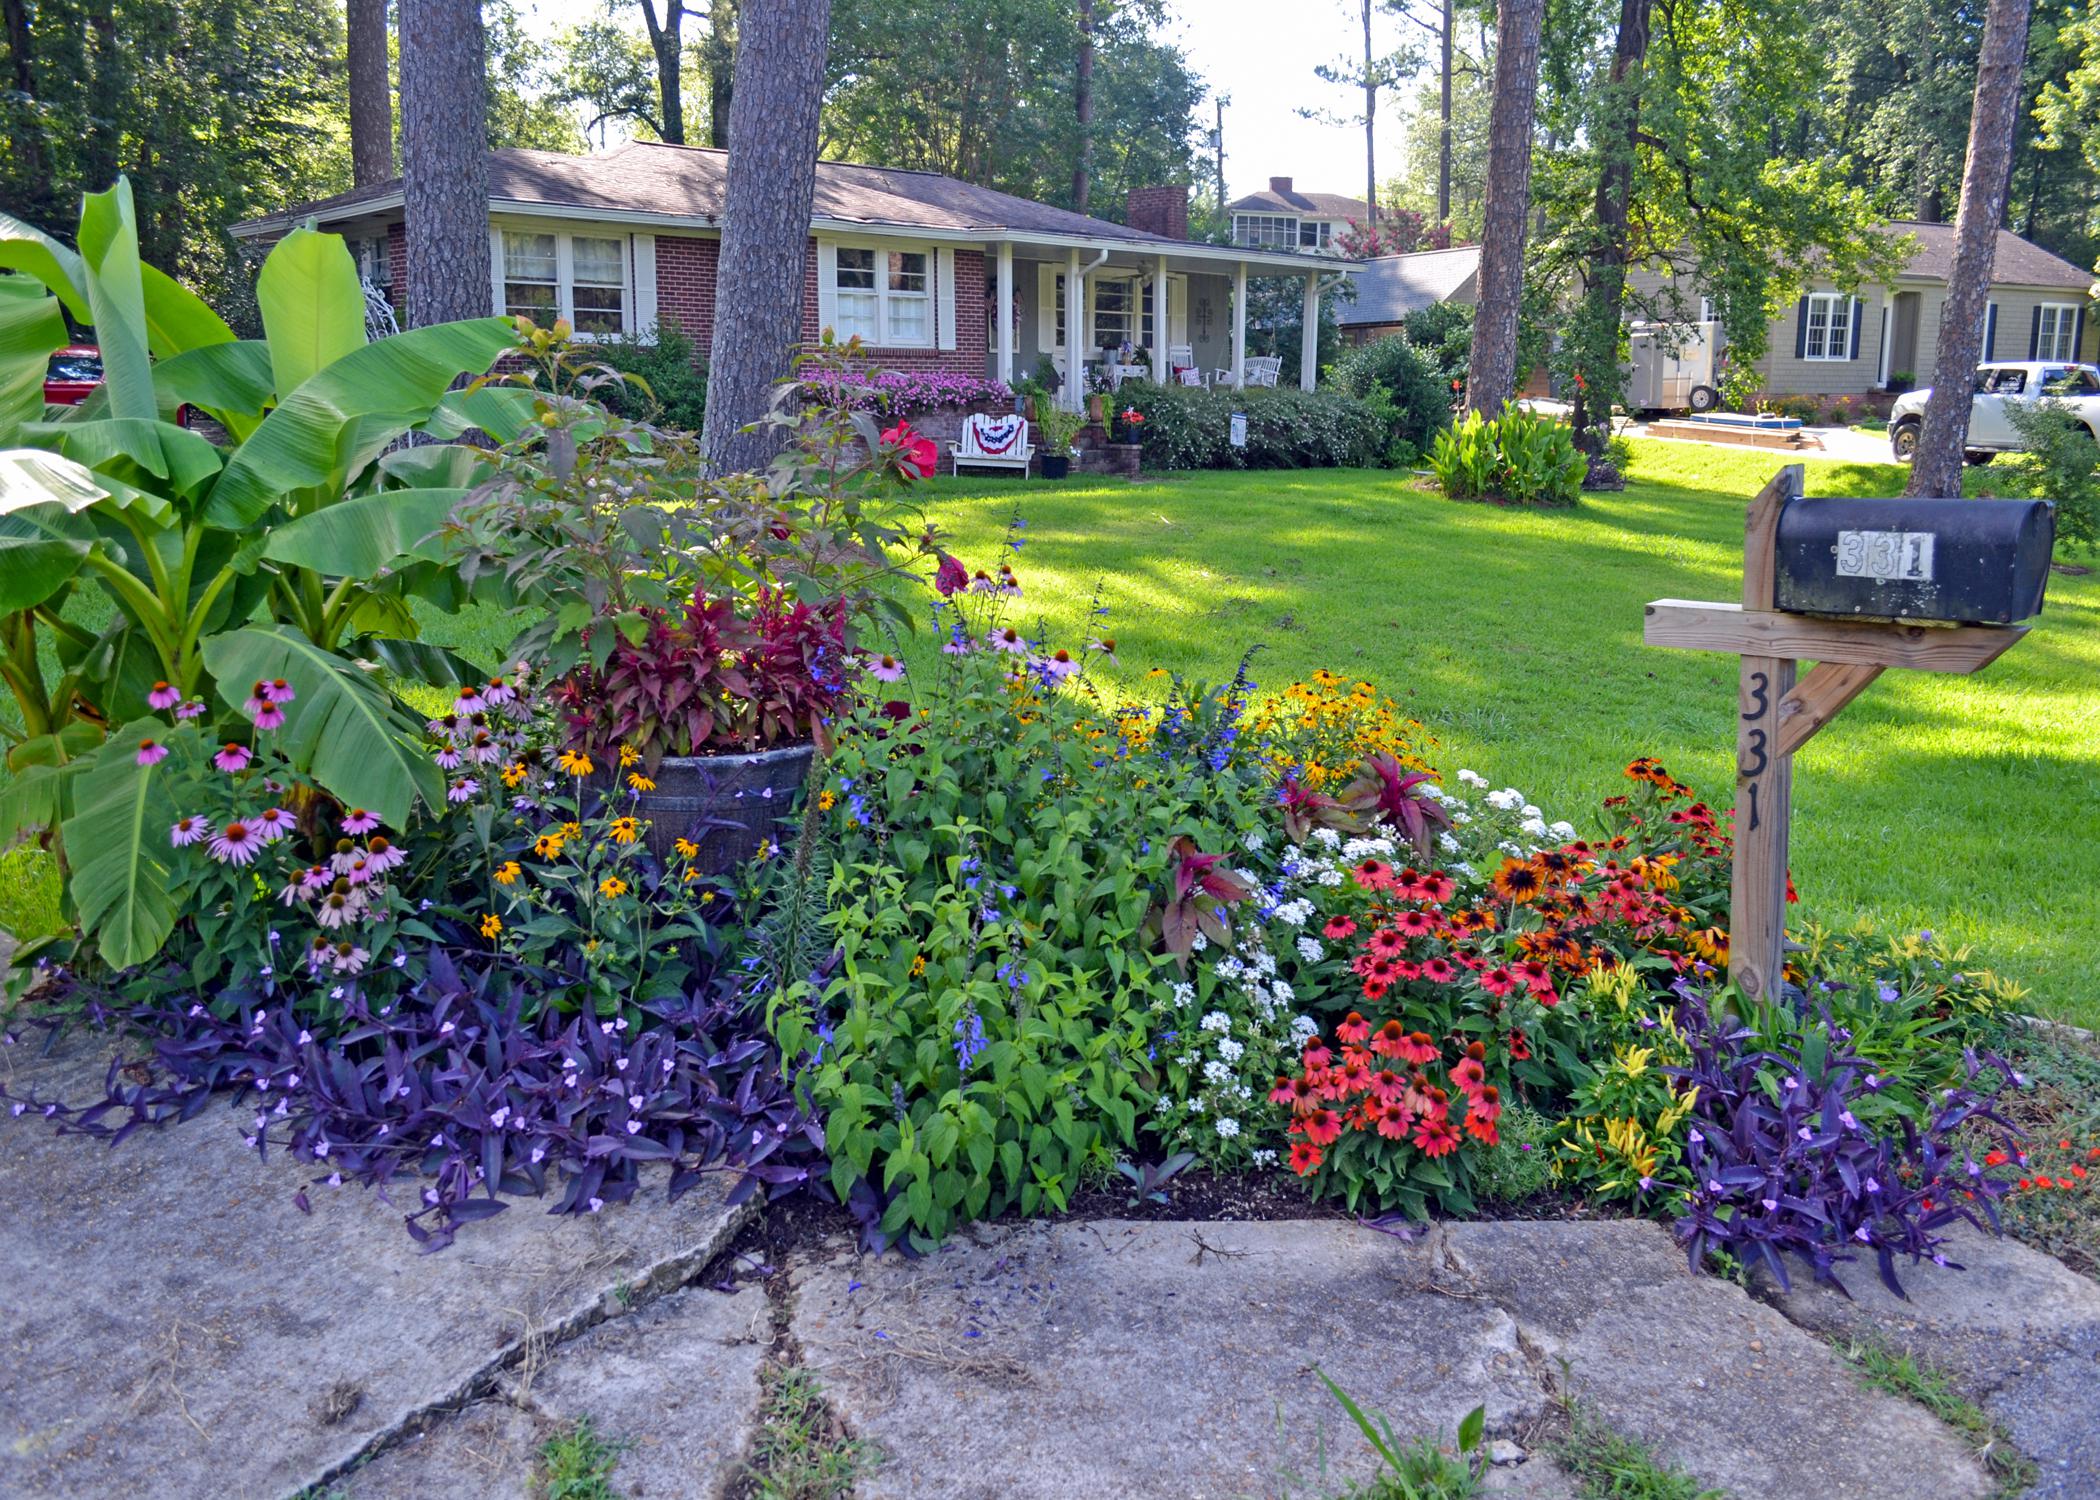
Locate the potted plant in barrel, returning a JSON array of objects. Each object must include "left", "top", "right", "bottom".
[
  {"left": 449, "top": 328, "right": 941, "bottom": 870},
  {"left": 1034, "top": 403, "right": 1084, "bottom": 479}
]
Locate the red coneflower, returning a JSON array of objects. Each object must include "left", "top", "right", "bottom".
[
  {"left": 1370, "top": 1020, "right": 1410, "bottom": 1058},
  {"left": 1289, "top": 1140, "right": 1324, "bottom": 1175},
  {"left": 1507, "top": 1031, "right": 1532, "bottom": 1061},
  {"left": 1420, "top": 956, "right": 1457, "bottom": 984},
  {"left": 1399, "top": 1031, "right": 1439, "bottom": 1066},
  {"left": 1480, "top": 966, "right": 1516, "bottom": 998},
  {"left": 1354, "top": 858, "right": 1395, "bottom": 891},
  {"left": 1374, "top": 1101, "right": 1414, "bottom": 1140},
  {"left": 1303, "top": 1108, "right": 1343, "bottom": 1146},
  {"left": 1336, "top": 1012, "right": 1371, "bottom": 1044},
  {"left": 1413, "top": 1114, "right": 1461, "bottom": 1157},
  {"left": 1492, "top": 859, "right": 1545, "bottom": 904},
  {"left": 1418, "top": 871, "right": 1456, "bottom": 904},
  {"left": 1393, "top": 908, "right": 1438, "bottom": 939},
  {"left": 1323, "top": 915, "right": 1358, "bottom": 940},
  {"left": 1450, "top": 1056, "right": 1486, "bottom": 1095}
]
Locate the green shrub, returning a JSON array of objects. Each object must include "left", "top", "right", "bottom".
[
  {"left": 2006, "top": 400, "right": 2100, "bottom": 554},
  {"left": 1766, "top": 393, "right": 1821, "bottom": 423},
  {"left": 1396, "top": 302, "right": 1474, "bottom": 387},
  {"left": 1331, "top": 335, "right": 1454, "bottom": 454},
  {"left": 1428, "top": 405, "right": 1585, "bottom": 507},
  {"left": 1115, "top": 384, "right": 1384, "bottom": 470},
  {"left": 587, "top": 321, "right": 709, "bottom": 433}
]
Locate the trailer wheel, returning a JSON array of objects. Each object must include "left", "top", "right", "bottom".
[{"left": 1687, "top": 384, "right": 1720, "bottom": 414}]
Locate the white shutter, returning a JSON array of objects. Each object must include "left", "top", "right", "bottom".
[
  {"left": 936, "top": 247, "right": 957, "bottom": 350},
  {"left": 1038, "top": 264, "right": 1059, "bottom": 352},
  {"left": 488, "top": 224, "right": 505, "bottom": 318},
  {"left": 815, "top": 240, "right": 838, "bottom": 335},
  {"left": 1169, "top": 275, "right": 1189, "bottom": 348},
  {"left": 632, "top": 233, "right": 658, "bottom": 340}
]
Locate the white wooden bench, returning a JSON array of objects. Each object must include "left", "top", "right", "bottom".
[{"left": 949, "top": 412, "right": 1036, "bottom": 475}]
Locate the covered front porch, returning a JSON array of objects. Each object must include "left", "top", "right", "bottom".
[{"left": 982, "top": 237, "right": 1349, "bottom": 410}]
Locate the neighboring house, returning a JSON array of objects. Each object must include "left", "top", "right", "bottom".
[
  {"left": 1335, "top": 246, "right": 1482, "bottom": 342},
  {"left": 1335, "top": 223, "right": 2096, "bottom": 402},
  {"left": 1228, "top": 177, "right": 1369, "bottom": 255},
  {"left": 233, "top": 143, "right": 1347, "bottom": 411}
]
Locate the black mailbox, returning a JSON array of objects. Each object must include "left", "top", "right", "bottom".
[{"left": 1772, "top": 496, "right": 2054, "bottom": 625}]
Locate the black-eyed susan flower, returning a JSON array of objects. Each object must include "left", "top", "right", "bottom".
[
  {"left": 480, "top": 913, "right": 503, "bottom": 938},
  {"left": 672, "top": 836, "right": 700, "bottom": 859},
  {"left": 557, "top": 749, "right": 594, "bottom": 776},
  {"left": 608, "top": 816, "right": 641, "bottom": 845},
  {"left": 534, "top": 833, "right": 565, "bottom": 859},
  {"left": 619, "top": 745, "right": 641, "bottom": 768},
  {"left": 599, "top": 875, "right": 629, "bottom": 898},
  {"left": 627, "top": 772, "right": 656, "bottom": 791},
  {"left": 493, "top": 860, "right": 522, "bottom": 886}
]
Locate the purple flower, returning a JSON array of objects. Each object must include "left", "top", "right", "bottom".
[
  {"left": 135, "top": 739, "right": 169, "bottom": 767},
  {"left": 147, "top": 681, "right": 180, "bottom": 710}
]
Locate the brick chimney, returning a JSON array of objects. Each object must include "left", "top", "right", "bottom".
[
  {"left": 1269, "top": 175, "right": 1294, "bottom": 195},
  {"left": 1125, "top": 185, "right": 1190, "bottom": 241}
]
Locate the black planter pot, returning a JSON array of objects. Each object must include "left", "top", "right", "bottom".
[
  {"left": 609, "top": 743, "right": 817, "bottom": 873},
  {"left": 1040, "top": 453, "right": 1072, "bottom": 479}
]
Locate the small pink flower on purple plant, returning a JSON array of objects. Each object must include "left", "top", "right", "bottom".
[
  {"left": 214, "top": 742, "right": 253, "bottom": 773},
  {"left": 147, "top": 681, "right": 180, "bottom": 711},
  {"left": 169, "top": 815, "right": 213, "bottom": 847},
  {"left": 867, "top": 653, "right": 906, "bottom": 683},
  {"left": 135, "top": 739, "right": 169, "bottom": 767},
  {"left": 341, "top": 809, "right": 379, "bottom": 835}
]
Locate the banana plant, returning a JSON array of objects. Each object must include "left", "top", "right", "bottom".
[{"left": 0, "top": 179, "right": 521, "bottom": 968}]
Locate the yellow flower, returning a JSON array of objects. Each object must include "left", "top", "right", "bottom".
[
  {"left": 699, "top": 889, "right": 715, "bottom": 903},
  {"left": 599, "top": 875, "right": 629, "bottom": 898},
  {"left": 909, "top": 954, "right": 927, "bottom": 977},
  {"left": 754, "top": 840, "right": 773, "bottom": 861},
  {"left": 619, "top": 745, "right": 641, "bottom": 767},
  {"left": 533, "top": 833, "right": 565, "bottom": 859},
  {"left": 493, "top": 860, "right": 522, "bottom": 886},
  {"left": 608, "top": 816, "right": 642, "bottom": 845},
  {"left": 627, "top": 772, "right": 656, "bottom": 792},
  {"left": 502, "top": 761, "right": 528, "bottom": 788},
  {"left": 557, "top": 749, "right": 594, "bottom": 776},
  {"left": 817, "top": 790, "right": 836, "bottom": 811},
  {"left": 673, "top": 836, "right": 700, "bottom": 859},
  {"left": 562, "top": 821, "right": 582, "bottom": 840},
  {"left": 480, "top": 913, "right": 503, "bottom": 939}
]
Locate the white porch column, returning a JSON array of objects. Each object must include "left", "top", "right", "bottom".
[
  {"left": 1299, "top": 272, "right": 1319, "bottom": 391},
  {"left": 1231, "top": 261, "right": 1248, "bottom": 388},
  {"left": 1066, "top": 246, "right": 1084, "bottom": 412},
  {"left": 1151, "top": 255, "right": 1169, "bottom": 384},
  {"left": 996, "top": 242, "right": 1015, "bottom": 389},
  {"left": 1875, "top": 290, "right": 1893, "bottom": 389}
]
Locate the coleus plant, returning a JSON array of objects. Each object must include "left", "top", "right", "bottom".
[
  {"left": 1150, "top": 834, "right": 1255, "bottom": 966},
  {"left": 1666, "top": 987, "right": 2022, "bottom": 1299}
]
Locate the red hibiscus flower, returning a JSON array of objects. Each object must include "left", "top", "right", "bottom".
[{"left": 882, "top": 420, "right": 937, "bottom": 479}]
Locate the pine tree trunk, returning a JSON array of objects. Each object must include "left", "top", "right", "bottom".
[
  {"left": 1437, "top": 0, "right": 1453, "bottom": 224},
  {"left": 1464, "top": 0, "right": 1544, "bottom": 415},
  {"left": 641, "top": 0, "right": 687, "bottom": 145},
  {"left": 1566, "top": 0, "right": 1652, "bottom": 451},
  {"left": 1906, "top": 0, "right": 2033, "bottom": 499},
  {"left": 1072, "top": 0, "right": 1094, "bottom": 214},
  {"left": 348, "top": 0, "right": 392, "bottom": 186},
  {"left": 700, "top": 0, "right": 830, "bottom": 474},
  {"left": 1362, "top": 0, "right": 1377, "bottom": 223},
  {"left": 706, "top": 0, "right": 737, "bottom": 147},
  {"left": 400, "top": 0, "right": 491, "bottom": 327}
]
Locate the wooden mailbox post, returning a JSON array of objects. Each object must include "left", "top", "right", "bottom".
[{"left": 1643, "top": 463, "right": 2051, "bottom": 1000}]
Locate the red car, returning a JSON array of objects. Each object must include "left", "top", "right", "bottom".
[{"left": 44, "top": 345, "right": 104, "bottom": 406}]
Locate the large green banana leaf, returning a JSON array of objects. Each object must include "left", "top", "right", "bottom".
[
  {"left": 0, "top": 278, "right": 67, "bottom": 443},
  {"left": 60, "top": 720, "right": 192, "bottom": 969},
  {"left": 0, "top": 197, "right": 231, "bottom": 357},
  {"left": 20, "top": 417, "right": 223, "bottom": 500},
  {"left": 153, "top": 339, "right": 275, "bottom": 440},
  {"left": 0, "top": 445, "right": 171, "bottom": 523},
  {"left": 75, "top": 183, "right": 156, "bottom": 422},
  {"left": 0, "top": 209, "right": 90, "bottom": 322},
  {"left": 0, "top": 503, "right": 93, "bottom": 611},
  {"left": 256, "top": 228, "right": 367, "bottom": 399},
  {"left": 260, "top": 486, "right": 468, "bottom": 575},
  {"left": 202, "top": 626, "right": 443, "bottom": 827},
  {"left": 204, "top": 318, "right": 515, "bottom": 528}
]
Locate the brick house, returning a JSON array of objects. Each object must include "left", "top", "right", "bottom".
[{"left": 234, "top": 142, "right": 1346, "bottom": 412}]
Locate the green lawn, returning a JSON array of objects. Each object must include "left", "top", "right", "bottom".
[
  {"left": 6, "top": 438, "right": 2095, "bottom": 1025},
  {"left": 901, "top": 441, "right": 2100, "bottom": 1024}
]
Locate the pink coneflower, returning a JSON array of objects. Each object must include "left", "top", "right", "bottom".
[
  {"left": 867, "top": 653, "right": 906, "bottom": 682},
  {"left": 988, "top": 626, "right": 1026, "bottom": 653},
  {"left": 175, "top": 698, "right": 206, "bottom": 719},
  {"left": 467, "top": 731, "right": 501, "bottom": 764},
  {"left": 214, "top": 743, "right": 253, "bottom": 773},
  {"left": 1087, "top": 637, "right": 1119, "bottom": 664},
  {"left": 299, "top": 864, "right": 333, "bottom": 891},
  {"left": 969, "top": 569, "right": 999, "bottom": 593},
  {"left": 1033, "top": 648, "right": 1079, "bottom": 681},
  {"left": 484, "top": 677, "right": 516, "bottom": 705},
  {"left": 170, "top": 815, "right": 213, "bottom": 847},
  {"left": 252, "top": 703, "right": 286, "bottom": 731},
  {"left": 261, "top": 679, "right": 295, "bottom": 705},
  {"left": 328, "top": 943, "right": 370, "bottom": 975},
  {"left": 434, "top": 747, "right": 462, "bottom": 770},
  {"left": 278, "top": 876, "right": 314, "bottom": 906},
  {"left": 252, "top": 807, "right": 294, "bottom": 844},
  {"left": 209, "top": 821, "right": 264, "bottom": 865},
  {"left": 996, "top": 564, "right": 1021, "bottom": 596},
  {"left": 364, "top": 836, "right": 406, "bottom": 874},
  {"left": 427, "top": 712, "right": 462, "bottom": 739},
  {"left": 341, "top": 857, "right": 372, "bottom": 886},
  {"left": 447, "top": 777, "right": 479, "bottom": 803},
  {"left": 147, "top": 681, "right": 180, "bottom": 710},
  {"left": 315, "top": 888, "right": 364, "bottom": 928},
  {"left": 341, "top": 809, "right": 379, "bottom": 835},
  {"left": 454, "top": 686, "right": 487, "bottom": 713},
  {"left": 135, "top": 740, "right": 169, "bottom": 767}
]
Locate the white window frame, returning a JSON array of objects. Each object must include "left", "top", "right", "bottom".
[
  {"left": 824, "top": 240, "right": 936, "bottom": 349},
  {"left": 1234, "top": 213, "right": 1299, "bottom": 249},
  {"left": 491, "top": 221, "right": 635, "bottom": 340},
  {"left": 2036, "top": 303, "right": 2079, "bottom": 362},
  {"left": 1803, "top": 292, "right": 1851, "bottom": 362}
]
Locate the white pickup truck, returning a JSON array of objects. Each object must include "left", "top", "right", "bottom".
[{"left": 1889, "top": 362, "right": 2100, "bottom": 464}]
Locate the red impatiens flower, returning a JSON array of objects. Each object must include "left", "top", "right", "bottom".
[
  {"left": 881, "top": 420, "right": 938, "bottom": 479},
  {"left": 1337, "top": 1012, "right": 1371, "bottom": 1045},
  {"left": 1413, "top": 1114, "right": 1461, "bottom": 1157},
  {"left": 1290, "top": 1140, "right": 1324, "bottom": 1175}
]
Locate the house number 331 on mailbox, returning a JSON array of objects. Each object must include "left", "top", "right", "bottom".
[{"left": 1642, "top": 464, "right": 2053, "bottom": 1001}]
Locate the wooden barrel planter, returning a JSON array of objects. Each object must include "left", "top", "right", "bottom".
[{"left": 606, "top": 743, "right": 817, "bottom": 873}]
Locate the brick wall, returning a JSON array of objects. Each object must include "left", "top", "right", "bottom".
[
  {"left": 1125, "top": 187, "right": 1189, "bottom": 242},
  {"left": 655, "top": 233, "right": 720, "bottom": 348},
  {"left": 387, "top": 222, "right": 407, "bottom": 310}
]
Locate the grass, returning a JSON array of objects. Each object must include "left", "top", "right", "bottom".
[
  {"left": 535, "top": 1417, "right": 627, "bottom": 1500},
  {"left": 740, "top": 1364, "right": 874, "bottom": 1499},
  {"left": 898, "top": 440, "right": 2100, "bottom": 1023},
  {"left": 1831, "top": 1336, "right": 2035, "bottom": 1497},
  {"left": 1551, "top": 1403, "right": 1722, "bottom": 1500}
]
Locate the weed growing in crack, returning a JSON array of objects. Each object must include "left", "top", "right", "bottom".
[
  {"left": 536, "top": 1417, "right": 627, "bottom": 1500},
  {"left": 1550, "top": 1402, "right": 1719, "bottom": 1500},
  {"left": 1834, "top": 1337, "right": 2036, "bottom": 1499},
  {"left": 743, "top": 1364, "right": 876, "bottom": 1499}
]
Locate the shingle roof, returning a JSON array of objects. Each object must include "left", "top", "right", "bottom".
[
  {"left": 241, "top": 141, "right": 1195, "bottom": 247},
  {"left": 1228, "top": 187, "right": 1372, "bottom": 219},
  {"left": 1336, "top": 247, "right": 1481, "bottom": 325},
  {"left": 1881, "top": 220, "right": 2093, "bottom": 291}
]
